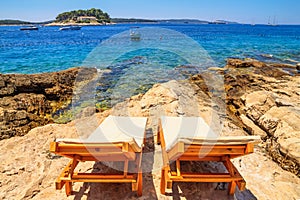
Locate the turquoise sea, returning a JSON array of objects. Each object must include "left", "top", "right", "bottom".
[
  {"left": 1, "top": 24, "right": 300, "bottom": 74},
  {"left": 1, "top": 23, "right": 299, "bottom": 117}
]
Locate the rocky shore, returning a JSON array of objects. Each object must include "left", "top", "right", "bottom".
[
  {"left": 221, "top": 58, "right": 300, "bottom": 176},
  {"left": 45, "top": 22, "right": 115, "bottom": 26},
  {"left": 0, "top": 67, "right": 96, "bottom": 139},
  {"left": 0, "top": 59, "right": 299, "bottom": 199}
]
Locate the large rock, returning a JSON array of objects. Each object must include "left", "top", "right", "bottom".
[
  {"left": 0, "top": 68, "right": 97, "bottom": 139},
  {"left": 226, "top": 58, "right": 267, "bottom": 68},
  {"left": 221, "top": 58, "right": 300, "bottom": 176}
]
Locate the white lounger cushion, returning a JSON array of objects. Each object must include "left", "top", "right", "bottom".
[
  {"left": 56, "top": 116, "right": 147, "bottom": 152},
  {"left": 160, "top": 116, "right": 260, "bottom": 151}
]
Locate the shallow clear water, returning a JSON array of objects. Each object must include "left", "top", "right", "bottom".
[{"left": 1, "top": 24, "right": 300, "bottom": 74}]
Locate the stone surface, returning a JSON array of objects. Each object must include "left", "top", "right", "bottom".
[
  {"left": 1, "top": 79, "right": 300, "bottom": 199},
  {"left": 1, "top": 58, "right": 300, "bottom": 199},
  {"left": 219, "top": 58, "right": 300, "bottom": 176}
]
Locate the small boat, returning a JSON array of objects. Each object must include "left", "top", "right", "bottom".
[
  {"left": 130, "top": 26, "right": 141, "bottom": 41},
  {"left": 59, "top": 26, "right": 82, "bottom": 31},
  {"left": 20, "top": 25, "right": 39, "bottom": 31},
  {"left": 208, "top": 20, "right": 227, "bottom": 24},
  {"left": 267, "top": 16, "right": 278, "bottom": 26}
]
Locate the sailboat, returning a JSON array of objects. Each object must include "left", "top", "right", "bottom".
[
  {"left": 268, "top": 16, "right": 278, "bottom": 26},
  {"left": 271, "top": 16, "right": 278, "bottom": 26}
]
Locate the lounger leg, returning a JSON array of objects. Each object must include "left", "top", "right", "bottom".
[
  {"left": 157, "top": 122, "right": 162, "bottom": 145},
  {"left": 137, "top": 171, "right": 143, "bottom": 196},
  {"left": 160, "top": 168, "right": 166, "bottom": 194},
  {"left": 136, "top": 152, "right": 143, "bottom": 196},
  {"left": 223, "top": 156, "right": 237, "bottom": 195},
  {"left": 228, "top": 181, "right": 237, "bottom": 195},
  {"left": 176, "top": 160, "right": 181, "bottom": 177},
  {"left": 65, "top": 181, "right": 72, "bottom": 196}
]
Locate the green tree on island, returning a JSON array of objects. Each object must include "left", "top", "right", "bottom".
[{"left": 55, "top": 8, "right": 111, "bottom": 23}]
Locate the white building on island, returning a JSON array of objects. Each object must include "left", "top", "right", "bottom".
[{"left": 77, "top": 16, "right": 97, "bottom": 22}]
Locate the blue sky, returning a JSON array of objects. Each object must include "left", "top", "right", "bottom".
[{"left": 0, "top": 0, "right": 299, "bottom": 24}]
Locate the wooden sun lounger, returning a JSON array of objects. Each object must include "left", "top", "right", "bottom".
[
  {"left": 50, "top": 116, "right": 147, "bottom": 196},
  {"left": 157, "top": 116, "right": 260, "bottom": 195}
]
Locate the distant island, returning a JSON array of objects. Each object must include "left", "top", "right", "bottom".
[
  {"left": 0, "top": 8, "right": 239, "bottom": 26},
  {"left": 46, "top": 8, "right": 111, "bottom": 26},
  {"left": 110, "top": 18, "right": 238, "bottom": 24},
  {"left": 0, "top": 19, "right": 31, "bottom": 25}
]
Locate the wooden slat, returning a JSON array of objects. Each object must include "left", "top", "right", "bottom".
[
  {"left": 65, "top": 154, "right": 136, "bottom": 162},
  {"left": 178, "top": 156, "right": 222, "bottom": 161},
  {"left": 57, "top": 143, "right": 123, "bottom": 148},
  {"left": 59, "top": 173, "right": 137, "bottom": 183},
  {"left": 185, "top": 145, "right": 246, "bottom": 150},
  {"left": 184, "top": 148, "right": 245, "bottom": 156},
  {"left": 72, "top": 173, "right": 135, "bottom": 179},
  {"left": 170, "top": 172, "right": 231, "bottom": 177},
  {"left": 53, "top": 149, "right": 122, "bottom": 155},
  {"left": 54, "top": 152, "right": 136, "bottom": 159},
  {"left": 167, "top": 144, "right": 247, "bottom": 161},
  {"left": 170, "top": 176, "right": 243, "bottom": 182},
  {"left": 67, "top": 179, "right": 136, "bottom": 183},
  {"left": 51, "top": 143, "right": 125, "bottom": 154},
  {"left": 76, "top": 156, "right": 126, "bottom": 162}
]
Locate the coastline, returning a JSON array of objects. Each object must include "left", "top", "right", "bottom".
[
  {"left": 0, "top": 22, "right": 116, "bottom": 26},
  {"left": 0, "top": 58, "right": 299, "bottom": 199},
  {"left": 44, "top": 22, "right": 116, "bottom": 26}
]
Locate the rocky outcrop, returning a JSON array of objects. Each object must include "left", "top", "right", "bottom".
[
  {"left": 0, "top": 58, "right": 299, "bottom": 199},
  {"left": 1, "top": 69, "right": 300, "bottom": 199},
  {"left": 0, "top": 68, "right": 97, "bottom": 139},
  {"left": 216, "top": 58, "right": 300, "bottom": 176}
]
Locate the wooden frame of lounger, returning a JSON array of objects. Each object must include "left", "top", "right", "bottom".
[
  {"left": 157, "top": 118, "right": 259, "bottom": 195},
  {"left": 50, "top": 138, "right": 145, "bottom": 196}
]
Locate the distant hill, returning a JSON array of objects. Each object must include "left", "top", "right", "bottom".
[
  {"left": 111, "top": 18, "right": 157, "bottom": 23},
  {"left": 0, "top": 19, "right": 54, "bottom": 25},
  {"left": 0, "top": 19, "right": 31, "bottom": 25},
  {"left": 111, "top": 18, "right": 209, "bottom": 24},
  {"left": 158, "top": 19, "right": 209, "bottom": 24}
]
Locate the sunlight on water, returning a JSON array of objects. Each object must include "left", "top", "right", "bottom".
[{"left": 0, "top": 24, "right": 300, "bottom": 74}]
